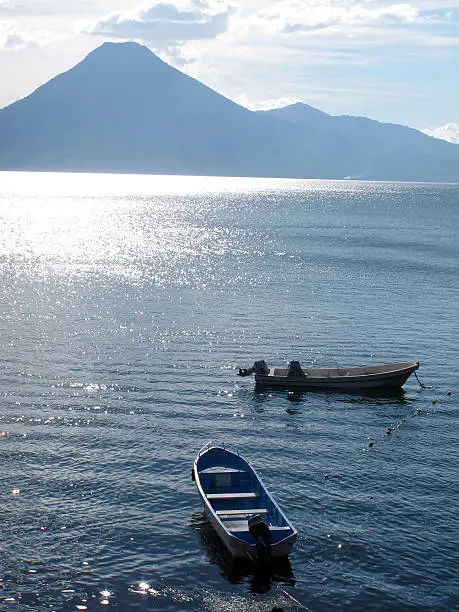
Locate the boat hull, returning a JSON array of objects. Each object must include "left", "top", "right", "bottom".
[
  {"left": 254, "top": 362, "right": 419, "bottom": 391},
  {"left": 193, "top": 444, "right": 297, "bottom": 559}
]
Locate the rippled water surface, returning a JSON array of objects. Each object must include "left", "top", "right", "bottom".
[{"left": 0, "top": 172, "right": 457, "bottom": 611}]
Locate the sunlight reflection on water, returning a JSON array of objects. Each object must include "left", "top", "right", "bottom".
[{"left": 1, "top": 172, "right": 283, "bottom": 286}]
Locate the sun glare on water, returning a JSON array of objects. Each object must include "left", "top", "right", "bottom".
[{"left": 0, "top": 171, "right": 281, "bottom": 287}]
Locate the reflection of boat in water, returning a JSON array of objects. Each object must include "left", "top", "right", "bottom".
[
  {"left": 240, "top": 360, "right": 419, "bottom": 392},
  {"left": 255, "top": 383, "right": 408, "bottom": 403},
  {"left": 190, "top": 511, "right": 295, "bottom": 594},
  {"left": 193, "top": 443, "right": 297, "bottom": 560}
]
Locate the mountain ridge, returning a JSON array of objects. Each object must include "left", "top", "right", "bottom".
[{"left": 0, "top": 41, "right": 458, "bottom": 182}]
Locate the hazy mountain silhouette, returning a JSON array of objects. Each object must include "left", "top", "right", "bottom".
[
  {"left": 260, "top": 103, "right": 459, "bottom": 181},
  {"left": 0, "top": 41, "right": 458, "bottom": 182}
]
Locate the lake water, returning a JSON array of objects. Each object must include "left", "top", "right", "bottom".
[{"left": 0, "top": 172, "right": 457, "bottom": 612}]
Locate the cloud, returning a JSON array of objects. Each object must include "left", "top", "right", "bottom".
[
  {"left": 0, "top": 0, "right": 99, "bottom": 12},
  {"left": 0, "top": 20, "right": 60, "bottom": 49},
  {"left": 422, "top": 123, "right": 459, "bottom": 143},
  {"left": 82, "top": 0, "right": 235, "bottom": 49},
  {"left": 250, "top": 1, "right": 420, "bottom": 35},
  {"left": 234, "top": 94, "right": 303, "bottom": 111}
]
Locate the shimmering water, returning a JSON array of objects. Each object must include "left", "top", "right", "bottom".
[{"left": 0, "top": 172, "right": 457, "bottom": 611}]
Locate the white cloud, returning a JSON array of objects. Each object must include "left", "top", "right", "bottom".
[
  {"left": 422, "top": 123, "right": 459, "bottom": 143},
  {"left": 0, "top": 20, "right": 61, "bottom": 49},
  {"left": 245, "top": 1, "right": 420, "bottom": 36},
  {"left": 82, "top": 0, "right": 236, "bottom": 50},
  {"left": 234, "top": 94, "right": 303, "bottom": 111},
  {"left": 0, "top": 0, "right": 107, "bottom": 12}
]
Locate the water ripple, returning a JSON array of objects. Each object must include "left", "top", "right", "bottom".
[{"left": 0, "top": 173, "right": 457, "bottom": 611}]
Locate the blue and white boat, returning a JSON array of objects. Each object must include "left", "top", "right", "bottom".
[{"left": 193, "top": 443, "right": 297, "bottom": 559}]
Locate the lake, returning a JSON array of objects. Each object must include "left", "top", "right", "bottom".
[{"left": 0, "top": 172, "right": 457, "bottom": 611}]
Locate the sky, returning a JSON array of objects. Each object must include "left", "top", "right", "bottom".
[{"left": 0, "top": 0, "right": 458, "bottom": 141}]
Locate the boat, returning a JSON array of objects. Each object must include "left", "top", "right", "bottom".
[
  {"left": 238, "top": 359, "right": 419, "bottom": 391},
  {"left": 193, "top": 442, "right": 297, "bottom": 560}
]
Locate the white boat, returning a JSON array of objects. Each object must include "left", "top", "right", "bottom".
[
  {"left": 193, "top": 443, "right": 297, "bottom": 560},
  {"left": 238, "top": 360, "right": 419, "bottom": 391}
]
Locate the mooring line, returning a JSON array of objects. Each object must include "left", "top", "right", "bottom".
[
  {"left": 414, "top": 370, "right": 432, "bottom": 388},
  {"left": 278, "top": 587, "right": 309, "bottom": 609}
]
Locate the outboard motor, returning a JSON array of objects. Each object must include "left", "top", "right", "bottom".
[
  {"left": 238, "top": 360, "right": 269, "bottom": 377},
  {"left": 248, "top": 514, "right": 271, "bottom": 561},
  {"left": 287, "top": 360, "right": 305, "bottom": 377},
  {"left": 253, "top": 360, "right": 269, "bottom": 375}
]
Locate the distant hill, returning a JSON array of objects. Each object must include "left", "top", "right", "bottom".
[
  {"left": 259, "top": 103, "right": 459, "bottom": 181},
  {"left": 0, "top": 41, "right": 458, "bottom": 182}
]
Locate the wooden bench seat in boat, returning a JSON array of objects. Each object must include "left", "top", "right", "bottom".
[
  {"left": 199, "top": 467, "right": 246, "bottom": 474},
  {"left": 216, "top": 508, "right": 268, "bottom": 516},
  {"left": 206, "top": 492, "right": 258, "bottom": 500},
  {"left": 224, "top": 520, "right": 291, "bottom": 532},
  {"left": 200, "top": 468, "right": 250, "bottom": 491}
]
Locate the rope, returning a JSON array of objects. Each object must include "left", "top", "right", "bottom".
[
  {"left": 278, "top": 587, "right": 309, "bottom": 609},
  {"left": 414, "top": 370, "right": 432, "bottom": 389}
]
